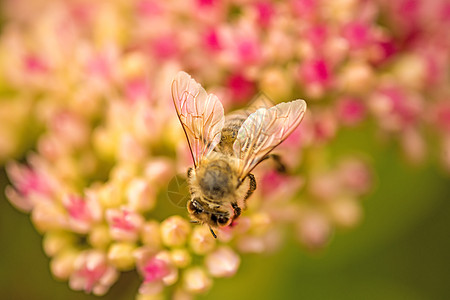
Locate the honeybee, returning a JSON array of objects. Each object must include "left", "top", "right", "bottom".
[{"left": 172, "top": 71, "right": 306, "bottom": 237}]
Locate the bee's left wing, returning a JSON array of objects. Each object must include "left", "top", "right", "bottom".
[
  {"left": 172, "top": 71, "right": 225, "bottom": 168},
  {"left": 233, "top": 99, "right": 307, "bottom": 180}
]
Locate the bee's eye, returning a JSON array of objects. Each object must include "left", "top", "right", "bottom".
[{"left": 217, "top": 216, "right": 229, "bottom": 226}]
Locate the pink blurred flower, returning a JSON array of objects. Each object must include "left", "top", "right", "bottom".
[
  {"left": 23, "top": 54, "right": 49, "bottom": 74},
  {"left": 342, "top": 21, "right": 372, "bottom": 50},
  {"left": 203, "top": 28, "right": 223, "bottom": 52},
  {"left": 226, "top": 73, "right": 256, "bottom": 104},
  {"left": 63, "top": 194, "right": 102, "bottom": 233},
  {"left": 151, "top": 34, "right": 180, "bottom": 60},
  {"left": 106, "top": 207, "right": 145, "bottom": 242},
  {"left": 69, "top": 250, "right": 118, "bottom": 296},
  {"left": 336, "top": 97, "right": 367, "bottom": 126},
  {"left": 306, "top": 25, "right": 328, "bottom": 49},
  {"left": 5, "top": 159, "right": 57, "bottom": 212},
  {"left": 254, "top": 1, "right": 276, "bottom": 28},
  {"left": 291, "top": 0, "right": 318, "bottom": 20},
  {"left": 135, "top": 249, "right": 178, "bottom": 295}
]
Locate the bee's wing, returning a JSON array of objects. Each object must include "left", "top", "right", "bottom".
[
  {"left": 172, "top": 71, "right": 225, "bottom": 168},
  {"left": 233, "top": 99, "right": 307, "bottom": 180}
]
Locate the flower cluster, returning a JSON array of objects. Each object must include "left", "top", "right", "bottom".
[{"left": 1, "top": 0, "right": 448, "bottom": 298}]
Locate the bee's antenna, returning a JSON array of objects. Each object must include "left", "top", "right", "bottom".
[
  {"left": 209, "top": 226, "right": 217, "bottom": 239},
  {"left": 190, "top": 220, "right": 200, "bottom": 224}
]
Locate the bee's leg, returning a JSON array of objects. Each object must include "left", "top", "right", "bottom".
[
  {"left": 187, "top": 167, "right": 193, "bottom": 178},
  {"left": 232, "top": 202, "right": 241, "bottom": 219},
  {"left": 244, "top": 173, "right": 257, "bottom": 201}
]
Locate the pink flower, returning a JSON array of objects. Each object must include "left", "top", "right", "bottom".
[
  {"left": 235, "top": 37, "right": 262, "bottom": 66},
  {"left": 7, "top": 163, "right": 52, "bottom": 198},
  {"left": 205, "top": 247, "right": 240, "bottom": 277},
  {"left": 23, "top": 54, "right": 49, "bottom": 74},
  {"left": 306, "top": 25, "right": 328, "bottom": 49},
  {"left": 299, "top": 58, "right": 332, "bottom": 90},
  {"left": 135, "top": 249, "right": 178, "bottom": 294},
  {"left": 430, "top": 100, "right": 450, "bottom": 133},
  {"left": 69, "top": 250, "right": 118, "bottom": 296},
  {"left": 336, "top": 97, "right": 366, "bottom": 126},
  {"left": 151, "top": 34, "right": 179, "bottom": 60},
  {"left": 124, "top": 77, "right": 151, "bottom": 103},
  {"left": 63, "top": 194, "right": 102, "bottom": 233},
  {"left": 50, "top": 111, "right": 89, "bottom": 149},
  {"left": 342, "top": 21, "right": 371, "bottom": 50},
  {"left": 337, "top": 159, "right": 372, "bottom": 195},
  {"left": 143, "top": 257, "right": 170, "bottom": 282},
  {"left": 5, "top": 159, "right": 56, "bottom": 212},
  {"left": 226, "top": 73, "right": 256, "bottom": 104},
  {"left": 371, "top": 38, "right": 397, "bottom": 65},
  {"left": 136, "top": 0, "right": 163, "bottom": 17},
  {"left": 203, "top": 28, "right": 222, "bottom": 52},
  {"left": 372, "top": 86, "right": 422, "bottom": 129},
  {"left": 255, "top": 1, "right": 275, "bottom": 28},
  {"left": 291, "top": 0, "right": 318, "bottom": 20},
  {"left": 106, "top": 207, "right": 145, "bottom": 242}
]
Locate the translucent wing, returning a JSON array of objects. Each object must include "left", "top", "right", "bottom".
[
  {"left": 233, "top": 99, "right": 307, "bottom": 179},
  {"left": 172, "top": 71, "right": 225, "bottom": 168}
]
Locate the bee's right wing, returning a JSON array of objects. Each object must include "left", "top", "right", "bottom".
[
  {"left": 172, "top": 71, "right": 225, "bottom": 168},
  {"left": 233, "top": 99, "right": 307, "bottom": 180}
]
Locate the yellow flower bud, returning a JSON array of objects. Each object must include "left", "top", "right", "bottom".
[
  {"left": 88, "top": 224, "right": 112, "bottom": 249},
  {"left": 43, "top": 231, "right": 75, "bottom": 257},
  {"left": 50, "top": 249, "right": 79, "bottom": 280},
  {"left": 160, "top": 216, "right": 191, "bottom": 247},
  {"left": 170, "top": 249, "right": 192, "bottom": 268},
  {"left": 108, "top": 242, "right": 137, "bottom": 271},
  {"left": 182, "top": 267, "right": 212, "bottom": 294},
  {"left": 141, "top": 221, "right": 162, "bottom": 248},
  {"left": 190, "top": 225, "right": 216, "bottom": 255}
]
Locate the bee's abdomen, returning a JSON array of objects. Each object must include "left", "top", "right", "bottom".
[
  {"left": 216, "top": 115, "right": 247, "bottom": 155},
  {"left": 198, "top": 160, "right": 233, "bottom": 200}
]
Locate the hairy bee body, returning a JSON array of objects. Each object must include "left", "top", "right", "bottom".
[
  {"left": 171, "top": 71, "right": 306, "bottom": 236},
  {"left": 187, "top": 151, "right": 252, "bottom": 228},
  {"left": 215, "top": 113, "right": 248, "bottom": 156}
]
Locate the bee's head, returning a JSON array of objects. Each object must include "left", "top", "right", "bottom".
[{"left": 187, "top": 198, "right": 232, "bottom": 228}]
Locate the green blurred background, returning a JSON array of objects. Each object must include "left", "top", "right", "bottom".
[{"left": 1, "top": 127, "right": 449, "bottom": 300}]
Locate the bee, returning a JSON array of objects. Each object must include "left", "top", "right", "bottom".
[{"left": 172, "top": 71, "right": 306, "bottom": 237}]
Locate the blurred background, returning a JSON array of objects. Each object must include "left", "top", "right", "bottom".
[{"left": 0, "top": 0, "right": 449, "bottom": 299}]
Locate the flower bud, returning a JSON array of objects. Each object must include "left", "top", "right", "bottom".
[
  {"left": 126, "top": 178, "right": 156, "bottom": 212},
  {"left": 183, "top": 267, "right": 212, "bottom": 294},
  {"left": 50, "top": 249, "right": 79, "bottom": 280},
  {"left": 108, "top": 242, "right": 137, "bottom": 271},
  {"left": 170, "top": 249, "right": 192, "bottom": 268},
  {"left": 43, "top": 231, "right": 75, "bottom": 257},
  {"left": 32, "top": 202, "right": 68, "bottom": 233},
  {"left": 338, "top": 61, "right": 374, "bottom": 95},
  {"left": 144, "top": 159, "right": 174, "bottom": 185},
  {"left": 205, "top": 247, "right": 240, "bottom": 278},
  {"left": 88, "top": 224, "right": 112, "bottom": 250},
  {"left": 97, "top": 183, "right": 124, "bottom": 209},
  {"left": 327, "top": 197, "right": 362, "bottom": 228},
  {"left": 141, "top": 220, "right": 162, "bottom": 248},
  {"left": 392, "top": 54, "right": 426, "bottom": 90},
  {"left": 136, "top": 292, "right": 165, "bottom": 300},
  {"left": 160, "top": 216, "right": 191, "bottom": 247},
  {"left": 190, "top": 225, "right": 216, "bottom": 255},
  {"left": 296, "top": 211, "right": 331, "bottom": 249}
]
